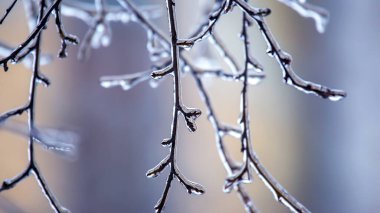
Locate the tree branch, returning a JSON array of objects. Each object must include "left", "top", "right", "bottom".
[
  {"left": 234, "top": 0, "right": 346, "bottom": 101},
  {"left": 0, "top": 0, "right": 19, "bottom": 24}
]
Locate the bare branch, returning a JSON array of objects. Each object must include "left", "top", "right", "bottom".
[
  {"left": 0, "top": 0, "right": 19, "bottom": 24},
  {"left": 0, "top": 105, "right": 29, "bottom": 123}
]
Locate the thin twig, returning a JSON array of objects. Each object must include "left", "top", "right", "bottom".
[
  {"left": 53, "top": 5, "right": 79, "bottom": 58},
  {"left": 177, "top": 1, "right": 227, "bottom": 48},
  {"left": 0, "top": 0, "right": 19, "bottom": 24},
  {"left": 0, "top": 0, "right": 62, "bottom": 71}
]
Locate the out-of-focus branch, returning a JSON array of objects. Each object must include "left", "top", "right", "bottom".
[{"left": 276, "top": 0, "right": 329, "bottom": 33}]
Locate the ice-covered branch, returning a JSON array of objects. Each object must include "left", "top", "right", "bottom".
[
  {"left": 0, "top": 121, "right": 78, "bottom": 157},
  {"left": 0, "top": 1, "right": 69, "bottom": 212},
  {"left": 234, "top": 0, "right": 346, "bottom": 101},
  {"left": 177, "top": 1, "right": 226, "bottom": 48},
  {"left": 0, "top": 0, "right": 346, "bottom": 212},
  {"left": 0, "top": 0, "right": 63, "bottom": 71},
  {"left": 147, "top": 1, "right": 204, "bottom": 212},
  {"left": 276, "top": 0, "right": 329, "bottom": 33},
  {"left": 53, "top": 5, "right": 79, "bottom": 58},
  {"left": 98, "top": 0, "right": 339, "bottom": 212}
]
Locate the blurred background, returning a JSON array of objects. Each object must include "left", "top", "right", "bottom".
[{"left": 0, "top": 0, "right": 379, "bottom": 212}]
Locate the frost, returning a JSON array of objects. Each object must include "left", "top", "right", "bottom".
[{"left": 100, "top": 71, "right": 151, "bottom": 90}]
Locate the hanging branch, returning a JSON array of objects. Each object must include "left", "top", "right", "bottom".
[
  {"left": 222, "top": 10, "right": 310, "bottom": 212},
  {"left": 146, "top": 1, "right": 205, "bottom": 212},
  {"left": 98, "top": 0, "right": 346, "bottom": 212},
  {"left": 223, "top": 8, "right": 256, "bottom": 204},
  {"left": 190, "top": 62, "right": 259, "bottom": 213},
  {"left": 234, "top": 0, "right": 346, "bottom": 101},
  {"left": 100, "top": 0, "right": 256, "bottom": 89},
  {"left": 0, "top": 0, "right": 72, "bottom": 212},
  {"left": 100, "top": 1, "right": 261, "bottom": 212}
]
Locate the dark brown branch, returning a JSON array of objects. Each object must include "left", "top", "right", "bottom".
[{"left": 0, "top": 0, "right": 18, "bottom": 24}]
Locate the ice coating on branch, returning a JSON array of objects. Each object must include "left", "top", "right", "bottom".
[
  {"left": 1, "top": 121, "right": 79, "bottom": 158},
  {"left": 100, "top": 71, "right": 151, "bottom": 90},
  {"left": 175, "top": 169, "right": 205, "bottom": 195},
  {"left": 146, "top": 155, "right": 170, "bottom": 178},
  {"left": 276, "top": 0, "right": 329, "bottom": 33},
  {"left": 91, "top": 23, "right": 112, "bottom": 48},
  {"left": 180, "top": 106, "right": 202, "bottom": 132},
  {"left": 146, "top": 30, "right": 169, "bottom": 62},
  {"left": 234, "top": 0, "right": 346, "bottom": 100}
]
